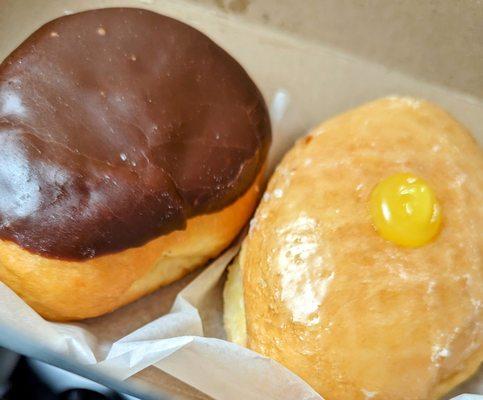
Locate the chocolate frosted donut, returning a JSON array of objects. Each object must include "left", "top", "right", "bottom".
[
  {"left": 0, "top": 7, "right": 270, "bottom": 260},
  {"left": 0, "top": 8, "right": 270, "bottom": 320}
]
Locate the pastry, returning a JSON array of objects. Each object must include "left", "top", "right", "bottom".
[
  {"left": 0, "top": 8, "right": 270, "bottom": 320},
  {"left": 224, "top": 97, "right": 482, "bottom": 399}
]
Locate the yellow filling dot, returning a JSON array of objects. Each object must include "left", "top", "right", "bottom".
[{"left": 370, "top": 173, "right": 442, "bottom": 247}]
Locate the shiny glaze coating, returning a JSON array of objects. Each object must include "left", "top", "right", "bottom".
[
  {"left": 0, "top": 8, "right": 270, "bottom": 260},
  {"left": 240, "top": 98, "right": 483, "bottom": 399}
]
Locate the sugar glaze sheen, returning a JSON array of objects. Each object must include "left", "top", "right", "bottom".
[{"left": 234, "top": 97, "right": 483, "bottom": 400}]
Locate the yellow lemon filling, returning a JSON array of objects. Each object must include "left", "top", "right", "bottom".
[{"left": 370, "top": 173, "right": 442, "bottom": 247}]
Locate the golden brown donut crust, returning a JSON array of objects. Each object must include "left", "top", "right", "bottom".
[
  {"left": 240, "top": 98, "right": 483, "bottom": 399},
  {"left": 0, "top": 171, "right": 263, "bottom": 321}
]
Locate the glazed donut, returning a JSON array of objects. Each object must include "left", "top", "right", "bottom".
[
  {"left": 224, "top": 97, "right": 482, "bottom": 399},
  {"left": 0, "top": 8, "right": 270, "bottom": 320}
]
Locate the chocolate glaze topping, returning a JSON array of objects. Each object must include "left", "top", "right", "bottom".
[{"left": 0, "top": 8, "right": 270, "bottom": 260}]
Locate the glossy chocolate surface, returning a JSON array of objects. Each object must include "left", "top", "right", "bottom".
[{"left": 0, "top": 8, "right": 270, "bottom": 260}]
